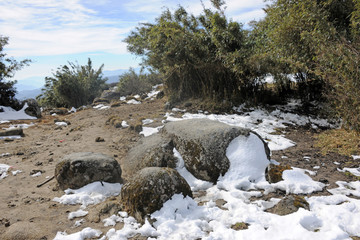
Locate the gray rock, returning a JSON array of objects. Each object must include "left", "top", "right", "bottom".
[
  {"left": 93, "top": 97, "right": 110, "bottom": 104},
  {"left": 270, "top": 195, "right": 310, "bottom": 216},
  {"left": 163, "top": 119, "right": 254, "bottom": 183},
  {"left": 100, "top": 90, "right": 121, "bottom": 101},
  {"left": 23, "top": 98, "right": 41, "bottom": 118},
  {"left": 120, "top": 167, "right": 192, "bottom": 221},
  {"left": 0, "top": 128, "right": 24, "bottom": 137},
  {"left": 123, "top": 134, "right": 177, "bottom": 176},
  {"left": 2, "top": 222, "right": 44, "bottom": 240},
  {"left": 55, "top": 152, "right": 122, "bottom": 190}
]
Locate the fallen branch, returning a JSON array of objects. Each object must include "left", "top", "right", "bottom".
[{"left": 36, "top": 176, "right": 55, "bottom": 188}]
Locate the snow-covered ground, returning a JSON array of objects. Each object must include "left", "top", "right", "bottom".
[
  {"left": 52, "top": 102, "right": 360, "bottom": 240},
  {"left": 2, "top": 98, "right": 359, "bottom": 240}
]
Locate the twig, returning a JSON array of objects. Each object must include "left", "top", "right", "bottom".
[{"left": 36, "top": 176, "right": 55, "bottom": 188}]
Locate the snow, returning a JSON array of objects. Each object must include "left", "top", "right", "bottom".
[
  {"left": 142, "top": 118, "right": 154, "bottom": 125},
  {"left": 54, "top": 227, "right": 102, "bottom": 240},
  {"left": 69, "top": 107, "right": 77, "bottom": 113},
  {"left": 2, "top": 123, "right": 34, "bottom": 130},
  {"left": 145, "top": 84, "right": 162, "bottom": 100},
  {"left": 0, "top": 163, "right": 11, "bottom": 180},
  {"left": 127, "top": 99, "right": 141, "bottom": 105},
  {"left": 55, "top": 121, "right": 68, "bottom": 127},
  {"left": 140, "top": 126, "right": 164, "bottom": 137},
  {"left": 53, "top": 182, "right": 122, "bottom": 207},
  {"left": 121, "top": 120, "right": 129, "bottom": 128},
  {"left": 0, "top": 135, "right": 22, "bottom": 140},
  {"left": 338, "top": 167, "right": 360, "bottom": 177},
  {"left": 93, "top": 104, "right": 110, "bottom": 110},
  {"left": 68, "top": 209, "right": 88, "bottom": 220},
  {"left": 0, "top": 103, "right": 37, "bottom": 120},
  {"left": 31, "top": 171, "right": 42, "bottom": 177}
]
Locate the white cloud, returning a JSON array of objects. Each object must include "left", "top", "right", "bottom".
[
  {"left": 231, "top": 9, "right": 266, "bottom": 25},
  {"left": 0, "top": 0, "right": 132, "bottom": 57}
]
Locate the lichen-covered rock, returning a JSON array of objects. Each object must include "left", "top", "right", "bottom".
[
  {"left": 23, "top": 99, "right": 41, "bottom": 118},
  {"left": 120, "top": 167, "right": 192, "bottom": 221},
  {"left": 55, "top": 152, "right": 122, "bottom": 190},
  {"left": 265, "top": 164, "right": 292, "bottom": 183},
  {"left": 163, "top": 119, "right": 263, "bottom": 183},
  {"left": 123, "top": 134, "right": 177, "bottom": 177},
  {"left": 270, "top": 195, "right": 310, "bottom": 216}
]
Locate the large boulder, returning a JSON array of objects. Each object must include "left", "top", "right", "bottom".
[
  {"left": 23, "top": 99, "right": 41, "bottom": 118},
  {"left": 100, "top": 89, "right": 121, "bottom": 101},
  {"left": 163, "top": 119, "right": 268, "bottom": 183},
  {"left": 55, "top": 152, "right": 122, "bottom": 190},
  {"left": 122, "top": 134, "right": 177, "bottom": 177},
  {"left": 120, "top": 167, "right": 192, "bottom": 221}
]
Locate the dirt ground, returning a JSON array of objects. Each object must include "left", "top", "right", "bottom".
[{"left": 0, "top": 98, "right": 358, "bottom": 239}]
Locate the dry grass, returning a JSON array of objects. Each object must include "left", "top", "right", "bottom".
[{"left": 315, "top": 128, "right": 360, "bottom": 156}]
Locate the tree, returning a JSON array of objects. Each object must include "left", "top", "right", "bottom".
[
  {"left": 252, "top": 0, "right": 360, "bottom": 130},
  {"left": 125, "top": 2, "right": 260, "bottom": 104},
  {"left": 0, "top": 36, "right": 30, "bottom": 107},
  {"left": 37, "top": 58, "right": 107, "bottom": 108}
]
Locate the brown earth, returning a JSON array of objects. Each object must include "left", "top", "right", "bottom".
[{"left": 0, "top": 98, "right": 358, "bottom": 239}]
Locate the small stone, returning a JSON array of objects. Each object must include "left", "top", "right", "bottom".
[
  {"left": 95, "top": 137, "right": 105, "bottom": 142},
  {"left": 265, "top": 164, "right": 292, "bottom": 183},
  {"left": 319, "top": 178, "right": 329, "bottom": 184}
]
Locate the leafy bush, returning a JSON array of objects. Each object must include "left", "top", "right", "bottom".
[
  {"left": 117, "top": 68, "right": 162, "bottom": 96},
  {"left": 37, "top": 58, "right": 107, "bottom": 108}
]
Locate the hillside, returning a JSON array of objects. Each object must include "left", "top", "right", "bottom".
[{"left": 0, "top": 97, "right": 360, "bottom": 240}]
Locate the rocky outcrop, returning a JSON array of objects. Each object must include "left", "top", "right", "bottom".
[
  {"left": 55, "top": 152, "right": 122, "bottom": 190},
  {"left": 123, "top": 134, "right": 177, "bottom": 176},
  {"left": 120, "top": 167, "right": 192, "bottom": 221},
  {"left": 124, "top": 119, "right": 270, "bottom": 184},
  {"left": 163, "top": 119, "right": 252, "bottom": 183},
  {"left": 270, "top": 195, "right": 310, "bottom": 216},
  {"left": 23, "top": 99, "right": 41, "bottom": 118}
]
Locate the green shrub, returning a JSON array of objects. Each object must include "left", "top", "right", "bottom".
[{"left": 117, "top": 68, "right": 162, "bottom": 96}]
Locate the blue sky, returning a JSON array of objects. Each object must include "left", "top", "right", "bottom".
[{"left": 0, "top": 0, "right": 267, "bottom": 89}]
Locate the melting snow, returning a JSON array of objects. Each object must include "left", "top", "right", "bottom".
[{"left": 0, "top": 103, "right": 37, "bottom": 120}]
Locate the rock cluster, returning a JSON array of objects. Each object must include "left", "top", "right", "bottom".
[{"left": 54, "top": 119, "right": 271, "bottom": 221}]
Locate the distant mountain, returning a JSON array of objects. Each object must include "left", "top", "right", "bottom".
[
  {"left": 16, "top": 88, "right": 42, "bottom": 100},
  {"left": 106, "top": 75, "right": 120, "bottom": 84},
  {"left": 103, "top": 69, "right": 129, "bottom": 77}
]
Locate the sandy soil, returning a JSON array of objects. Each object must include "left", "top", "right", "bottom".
[{"left": 0, "top": 98, "right": 357, "bottom": 239}]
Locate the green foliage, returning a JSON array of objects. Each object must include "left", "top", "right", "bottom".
[
  {"left": 252, "top": 0, "right": 360, "bottom": 131},
  {"left": 125, "top": 3, "right": 261, "bottom": 104},
  {"left": 0, "top": 36, "right": 30, "bottom": 107},
  {"left": 117, "top": 68, "right": 162, "bottom": 96},
  {"left": 37, "top": 58, "right": 107, "bottom": 108}
]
